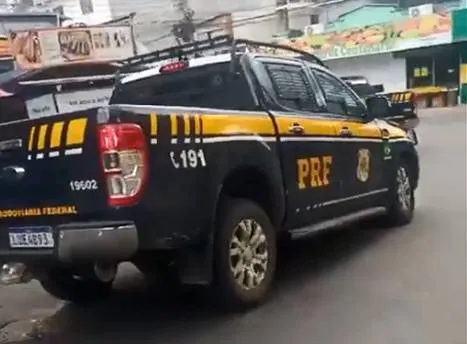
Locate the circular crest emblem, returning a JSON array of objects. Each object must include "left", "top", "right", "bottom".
[{"left": 357, "top": 148, "right": 370, "bottom": 182}]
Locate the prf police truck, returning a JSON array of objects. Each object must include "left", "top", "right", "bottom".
[{"left": 0, "top": 35, "right": 419, "bottom": 311}]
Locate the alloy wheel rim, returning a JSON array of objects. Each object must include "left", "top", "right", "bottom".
[
  {"left": 396, "top": 166, "right": 411, "bottom": 211},
  {"left": 229, "top": 219, "right": 268, "bottom": 290}
]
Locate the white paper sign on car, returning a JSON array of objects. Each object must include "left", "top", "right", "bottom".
[
  {"left": 25, "top": 94, "right": 58, "bottom": 119},
  {"left": 55, "top": 87, "right": 113, "bottom": 113}
]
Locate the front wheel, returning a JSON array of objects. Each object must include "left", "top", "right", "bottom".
[
  {"left": 213, "top": 198, "right": 277, "bottom": 312},
  {"left": 40, "top": 269, "right": 113, "bottom": 304},
  {"left": 384, "top": 160, "right": 415, "bottom": 226}
]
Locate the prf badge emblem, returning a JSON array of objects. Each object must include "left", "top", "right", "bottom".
[{"left": 356, "top": 148, "right": 370, "bottom": 182}]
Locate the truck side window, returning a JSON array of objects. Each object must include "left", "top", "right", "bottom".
[
  {"left": 263, "top": 62, "right": 320, "bottom": 113},
  {"left": 312, "top": 68, "right": 366, "bottom": 117},
  {"left": 111, "top": 62, "right": 257, "bottom": 111}
]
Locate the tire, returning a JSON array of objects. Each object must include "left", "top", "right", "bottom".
[
  {"left": 40, "top": 269, "right": 113, "bottom": 304},
  {"left": 213, "top": 198, "right": 277, "bottom": 312},
  {"left": 384, "top": 159, "right": 415, "bottom": 226}
]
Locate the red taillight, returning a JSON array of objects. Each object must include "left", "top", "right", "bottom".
[
  {"left": 0, "top": 88, "right": 13, "bottom": 98},
  {"left": 159, "top": 60, "right": 188, "bottom": 73},
  {"left": 98, "top": 123, "right": 148, "bottom": 207}
]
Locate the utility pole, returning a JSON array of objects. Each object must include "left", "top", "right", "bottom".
[
  {"left": 171, "top": 0, "right": 196, "bottom": 44},
  {"left": 276, "top": 0, "right": 290, "bottom": 34}
]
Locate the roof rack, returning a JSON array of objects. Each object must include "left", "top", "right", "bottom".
[
  {"left": 116, "top": 32, "right": 326, "bottom": 73},
  {"left": 235, "top": 38, "right": 326, "bottom": 67}
]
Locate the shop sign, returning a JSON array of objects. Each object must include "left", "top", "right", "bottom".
[
  {"left": 25, "top": 87, "right": 113, "bottom": 119},
  {"left": 8, "top": 25, "right": 135, "bottom": 69},
  {"left": 278, "top": 12, "right": 452, "bottom": 61},
  {"left": 25, "top": 94, "right": 58, "bottom": 119},
  {"left": 452, "top": 8, "right": 467, "bottom": 42},
  {"left": 55, "top": 87, "right": 113, "bottom": 113}
]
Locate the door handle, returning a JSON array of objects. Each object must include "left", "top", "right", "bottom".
[
  {"left": 288, "top": 123, "right": 305, "bottom": 135},
  {"left": 339, "top": 127, "right": 352, "bottom": 137},
  {"left": 381, "top": 128, "right": 390, "bottom": 139}
]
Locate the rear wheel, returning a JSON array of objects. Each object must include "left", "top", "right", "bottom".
[
  {"left": 40, "top": 268, "right": 113, "bottom": 304},
  {"left": 213, "top": 198, "right": 277, "bottom": 311}
]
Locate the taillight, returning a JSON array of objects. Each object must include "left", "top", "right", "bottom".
[
  {"left": 98, "top": 123, "right": 148, "bottom": 207},
  {"left": 159, "top": 60, "right": 188, "bottom": 73}
]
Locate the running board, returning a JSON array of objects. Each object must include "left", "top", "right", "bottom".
[{"left": 289, "top": 207, "right": 387, "bottom": 240}]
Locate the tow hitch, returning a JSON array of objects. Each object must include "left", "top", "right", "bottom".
[{"left": 0, "top": 262, "right": 33, "bottom": 285}]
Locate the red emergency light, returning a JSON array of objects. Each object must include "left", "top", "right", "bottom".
[
  {"left": 0, "top": 88, "right": 12, "bottom": 98},
  {"left": 159, "top": 60, "right": 189, "bottom": 73}
]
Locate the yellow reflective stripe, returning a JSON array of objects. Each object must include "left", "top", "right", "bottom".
[
  {"left": 28, "top": 126, "right": 36, "bottom": 151},
  {"left": 183, "top": 114, "right": 191, "bottom": 136},
  {"left": 150, "top": 112, "right": 158, "bottom": 136},
  {"left": 50, "top": 121, "right": 64, "bottom": 148},
  {"left": 194, "top": 114, "right": 201, "bottom": 136},
  {"left": 202, "top": 114, "right": 275, "bottom": 136},
  {"left": 37, "top": 124, "right": 48, "bottom": 150},
  {"left": 66, "top": 118, "right": 87, "bottom": 146},
  {"left": 170, "top": 114, "right": 178, "bottom": 137}
]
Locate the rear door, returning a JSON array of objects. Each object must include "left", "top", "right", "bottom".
[
  {"left": 250, "top": 57, "right": 344, "bottom": 229},
  {"left": 308, "top": 66, "right": 387, "bottom": 212}
]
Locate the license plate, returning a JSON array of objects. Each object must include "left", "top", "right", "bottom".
[{"left": 9, "top": 226, "right": 54, "bottom": 248}]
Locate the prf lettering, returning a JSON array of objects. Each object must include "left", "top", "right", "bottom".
[{"left": 297, "top": 155, "right": 333, "bottom": 189}]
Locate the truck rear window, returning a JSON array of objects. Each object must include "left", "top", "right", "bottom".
[{"left": 111, "top": 62, "right": 257, "bottom": 111}]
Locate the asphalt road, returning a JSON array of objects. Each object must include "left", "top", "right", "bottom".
[{"left": 1, "top": 106, "right": 466, "bottom": 344}]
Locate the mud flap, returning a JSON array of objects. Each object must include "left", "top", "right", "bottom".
[{"left": 177, "top": 230, "right": 214, "bottom": 285}]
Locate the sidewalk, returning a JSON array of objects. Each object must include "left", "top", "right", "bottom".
[{"left": 417, "top": 105, "right": 466, "bottom": 116}]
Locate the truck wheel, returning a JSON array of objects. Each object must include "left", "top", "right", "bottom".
[
  {"left": 40, "top": 269, "right": 112, "bottom": 304},
  {"left": 384, "top": 159, "right": 415, "bottom": 226},
  {"left": 214, "top": 198, "right": 277, "bottom": 311}
]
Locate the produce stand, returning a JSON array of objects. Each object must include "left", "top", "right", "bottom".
[{"left": 410, "top": 86, "right": 458, "bottom": 108}]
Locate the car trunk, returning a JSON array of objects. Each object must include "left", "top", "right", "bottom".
[{"left": 0, "top": 110, "right": 109, "bottom": 227}]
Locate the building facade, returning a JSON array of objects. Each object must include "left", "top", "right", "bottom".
[{"left": 278, "top": 2, "right": 467, "bottom": 106}]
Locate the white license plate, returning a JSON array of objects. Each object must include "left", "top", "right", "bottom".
[{"left": 9, "top": 227, "right": 54, "bottom": 248}]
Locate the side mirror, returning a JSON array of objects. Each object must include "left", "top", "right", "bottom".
[
  {"left": 371, "top": 84, "right": 384, "bottom": 93},
  {"left": 366, "top": 95, "right": 391, "bottom": 119}
]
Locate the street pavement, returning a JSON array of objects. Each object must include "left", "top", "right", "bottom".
[{"left": 1, "top": 106, "right": 466, "bottom": 344}]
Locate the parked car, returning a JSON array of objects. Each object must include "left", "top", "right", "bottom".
[{"left": 342, "top": 75, "right": 419, "bottom": 144}]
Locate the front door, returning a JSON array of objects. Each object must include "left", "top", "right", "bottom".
[
  {"left": 251, "top": 57, "right": 344, "bottom": 229},
  {"left": 309, "top": 66, "right": 386, "bottom": 213},
  {"left": 336, "top": 119, "right": 386, "bottom": 211}
]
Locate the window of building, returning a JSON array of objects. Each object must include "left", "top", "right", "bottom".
[{"left": 406, "top": 57, "right": 433, "bottom": 88}]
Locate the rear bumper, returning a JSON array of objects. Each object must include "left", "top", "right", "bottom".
[{"left": 0, "top": 221, "right": 138, "bottom": 266}]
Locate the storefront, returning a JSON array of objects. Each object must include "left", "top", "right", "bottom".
[
  {"left": 279, "top": 9, "right": 460, "bottom": 107},
  {"left": 0, "top": 23, "right": 138, "bottom": 122},
  {"left": 394, "top": 43, "right": 461, "bottom": 107},
  {"left": 452, "top": 8, "right": 467, "bottom": 104},
  {"left": 0, "top": 36, "right": 14, "bottom": 73}
]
